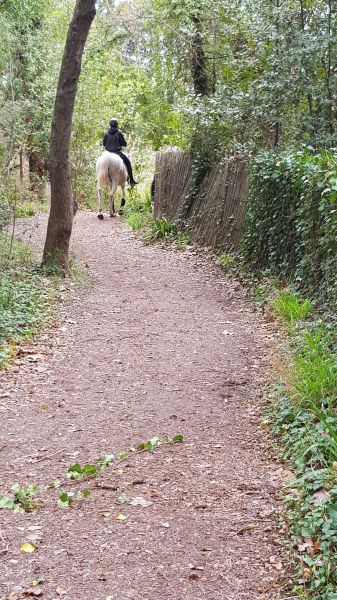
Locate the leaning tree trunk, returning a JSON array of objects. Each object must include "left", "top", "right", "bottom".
[{"left": 42, "top": 0, "right": 96, "bottom": 272}]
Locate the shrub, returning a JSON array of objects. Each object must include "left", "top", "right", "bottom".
[{"left": 244, "top": 148, "right": 337, "bottom": 306}]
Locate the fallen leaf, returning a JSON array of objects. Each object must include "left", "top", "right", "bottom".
[
  {"left": 130, "top": 496, "right": 153, "bottom": 508},
  {"left": 20, "top": 543, "right": 36, "bottom": 553},
  {"left": 101, "top": 512, "right": 111, "bottom": 518},
  {"left": 115, "top": 513, "right": 127, "bottom": 521},
  {"left": 32, "top": 576, "right": 45, "bottom": 587},
  {"left": 56, "top": 588, "right": 67, "bottom": 597},
  {"left": 161, "top": 522, "right": 170, "bottom": 528},
  {"left": 116, "top": 492, "right": 128, "bottom": 504},
  {"left": 188, "top": 573, "right": 199, "bottom": 581},
  {"left": 269, "top": 556, "right": 282, "bottom": 570},
  {"left": 298, "top": 537, "right": 314, "bottom": 553}
]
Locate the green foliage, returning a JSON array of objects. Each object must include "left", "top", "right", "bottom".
[
  {"left": 244, "top": 149, "right": 337, "bottom": 305},
  {"left": 0, "top": 435, "right": 184, "bottom": 514},
  {"left": 122, "top": 190, "right": 190, "bottom": 248},
  {"left": 145, "top": 216, "right": 190, "bottom": 248},
  {"left": 123, "top": 189, "right": 153, "bottom": 231},
  {"left": 0, "top": 483, "right": 38, "bottom": 514},
  {"left": 0, "top": 273, "right": 53, "bottom": 368},
  {"left": 293, "top": 329, "right": 337, "bottom": 411},
  {"left": 216, "top": 253, "right": 237, "bottom": 272},
  {"left": 272, "top": 291, "right": 312, "bottom": 324},
  {"left": 67, "top": 453, "right": 115, "bottom": 481},
  {"left": 11, "top": 482, "right": 38, "bottom": 512},
  {"left": 0, "top": 236, "right": 53, "bottom": 368},
  {"left": 269, "top": 310, "right": 337, "bottom": 596}
]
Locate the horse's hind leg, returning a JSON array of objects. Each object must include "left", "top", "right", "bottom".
[
  {"left": 109, "top": 187, "right": 116, "bottom": 217},
  {"left": 119, "top": 181, "right": 126, "bottom": 214},
  {"left": 97, "top": 187, "right": 104, "bottom": 220}
]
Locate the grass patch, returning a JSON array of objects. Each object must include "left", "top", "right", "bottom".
[
  {"left": 144, "top": 216, "right": 190, "bottom": 248},
  {"left": 272, "top": 290, "right": 312, "bottom": 324}
]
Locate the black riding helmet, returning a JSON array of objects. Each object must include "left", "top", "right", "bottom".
[{"left": 110, "top": 119, "right": 118, "bottom": 128}]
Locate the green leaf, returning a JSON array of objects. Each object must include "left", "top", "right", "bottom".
[
  {"left": 0, "top": 495, "right": 14, "bottom": 510},
  {"left": 67, "top": 464, "right": 83, "bottom": 480},
  {"left": 172, "top": 434, "right": 184, "bottom": 443},
  {"left": 328, "top": 503, "right": 337, "bottom": 525},
  {"left": 146, "top": 436, "right": 160, "bottom": 453},
  {"left": 97, "top": 454, "right": 114, "bottom": 468},
  {"left": 118, "top": 450, "right": 128, "bottom": 460},
  {"left": 82, "top": 464, "right": 97, "bottom": 476},
  {"left": 58, "top": 492, "right": 73, "bottom": 508}
]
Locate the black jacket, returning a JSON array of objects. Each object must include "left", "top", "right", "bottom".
[{"left": 103, "top": 127, "right": 127, "bottom": 152}]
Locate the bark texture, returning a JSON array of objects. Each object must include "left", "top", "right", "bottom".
[
  {"left": 191, "top": 15, "right": 208, "bottom": 97},
  {"left": 42, "top": 0, "right": 96, "bottom": 271}
]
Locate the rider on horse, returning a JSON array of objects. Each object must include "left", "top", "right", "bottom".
[{"left": 103, "top": 119, "right": 138, "bottom": 186}]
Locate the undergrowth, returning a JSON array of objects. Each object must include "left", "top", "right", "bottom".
[
  {"left": 0, "top": 236, "right": 54, "bottom": 368},
  {"left": 0, "top": 232, "right": 85, "bottom": 369},
  {"left": 267, "top": 289, "right": 337, "bottom": 599},
  {"left": 123, "top": 189, "right": 190, "bottom": 249}
]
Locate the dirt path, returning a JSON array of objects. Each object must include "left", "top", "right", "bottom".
[{"left": 0, "top": 213, "right": 283, "bottom": 600}]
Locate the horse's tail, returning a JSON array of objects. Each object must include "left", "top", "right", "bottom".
[{"left": 107, "top": 165, "right": 112, "bottom": 184}]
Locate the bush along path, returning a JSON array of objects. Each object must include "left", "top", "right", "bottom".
[{"left": 0, "top": 213, "right": 284, "bottom": 600}]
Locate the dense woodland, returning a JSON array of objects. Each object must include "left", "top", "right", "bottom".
[
  {"left": 0, "top": 0, "right": 336, "bottom": 197},
  {"left": 1, "top": 1, "right": 337, "bottom": 598}
]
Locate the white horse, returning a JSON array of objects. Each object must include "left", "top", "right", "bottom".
[{"left": 96, "top": 151, "right": 127, "bottom": 219}]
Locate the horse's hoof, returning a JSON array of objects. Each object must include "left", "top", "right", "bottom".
[
  {"left": 118, "top": 209, "right": 124, "bottom": 215},
  {"left": 97, "top": 213, "right": 104, "bottom": 220},
  {"left": 110, "top": 213, "right": 115, "bottom": 218}
]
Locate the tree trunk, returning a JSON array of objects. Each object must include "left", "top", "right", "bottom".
[
  {"left": 191, "top": 14, "right": 208, "bottom": 97},
  {"left": 42, "top": 0, "right": 96, "bottom": 273}
]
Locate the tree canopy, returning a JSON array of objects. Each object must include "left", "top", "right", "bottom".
[{"left": 1, "top": 0, "right": 335, "bottom": 182}]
